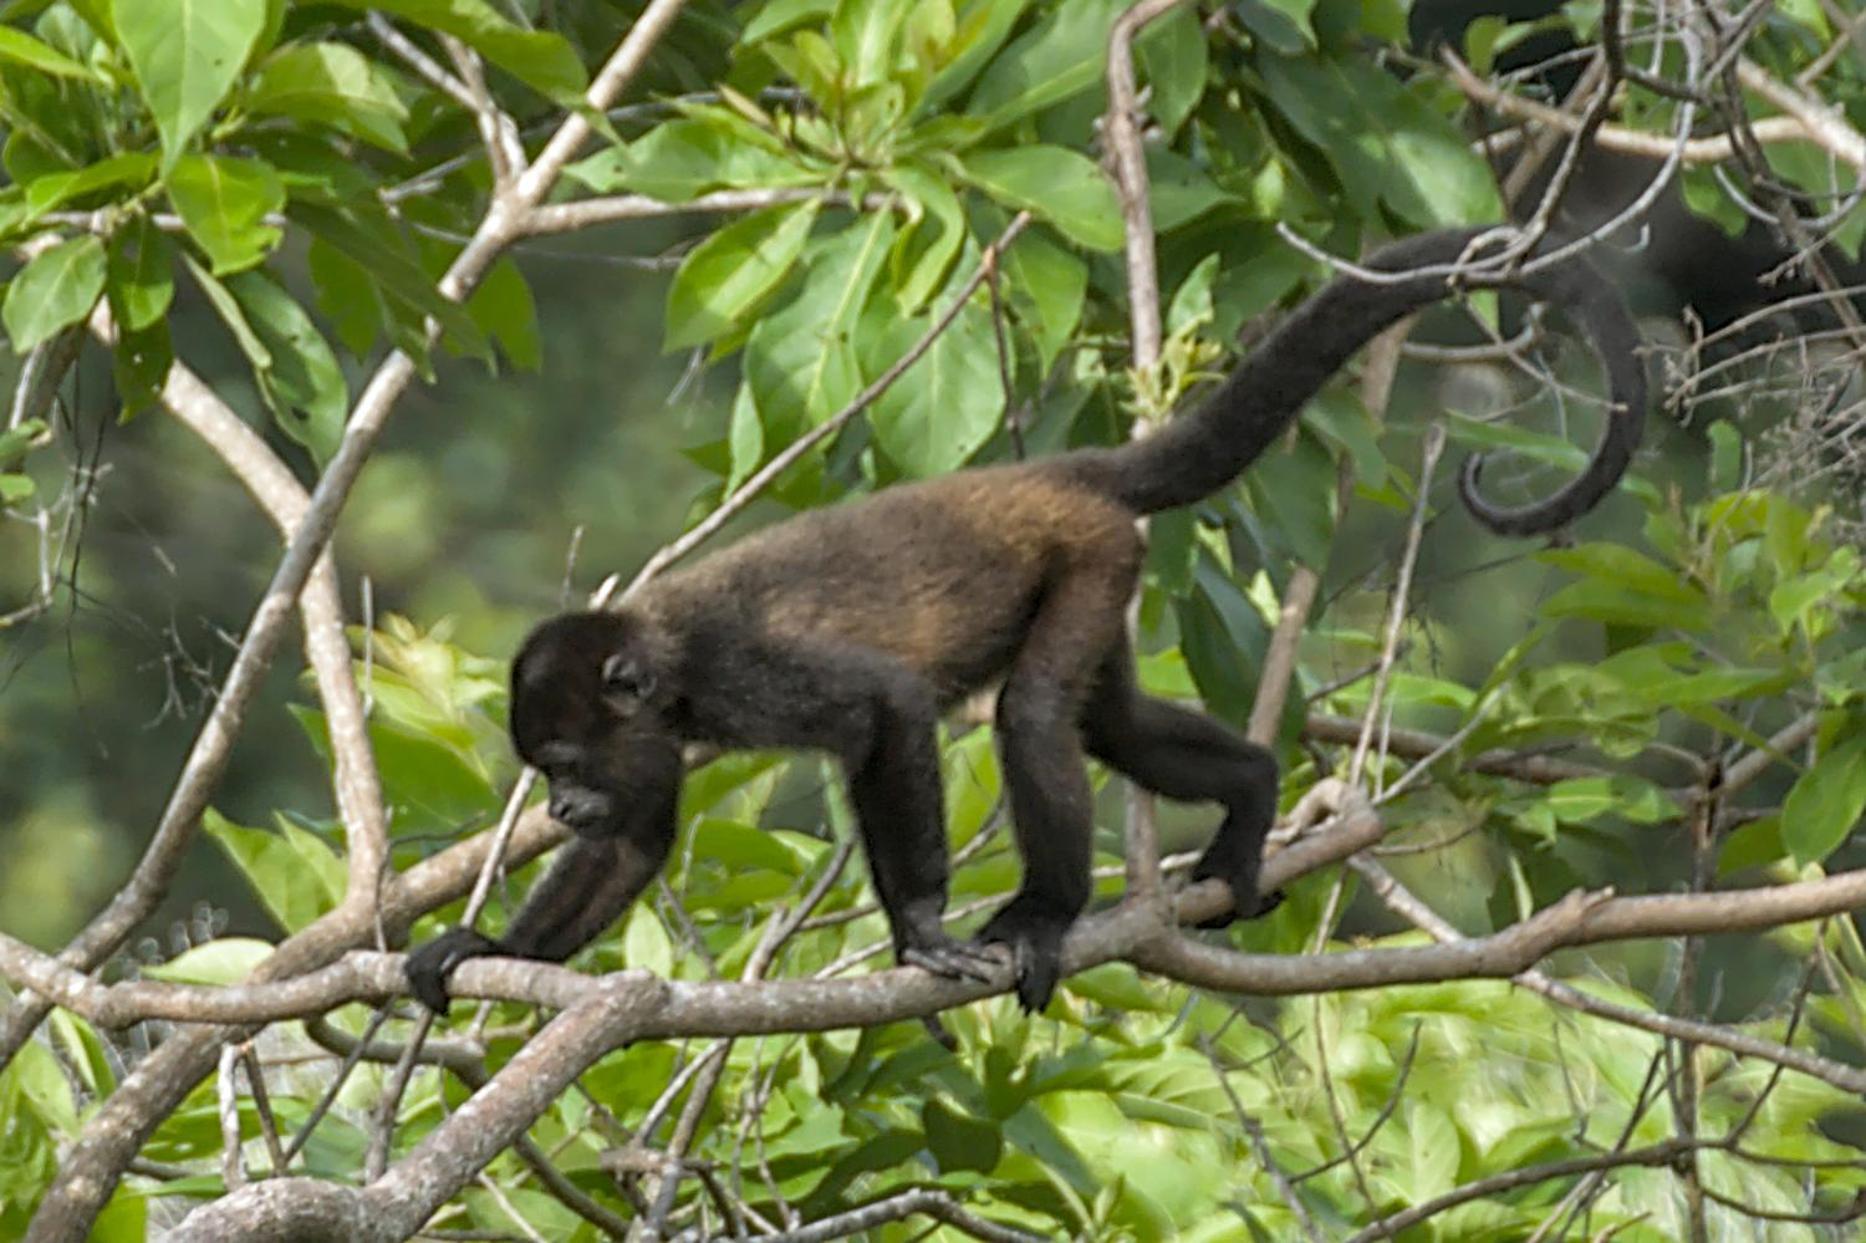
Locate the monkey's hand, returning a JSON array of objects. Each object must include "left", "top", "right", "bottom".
[
  {"left": 973, "top": 899, "right": 1069, "bottom": 1013},
  {"left": 405, "top": 927, "right": 500, "bottom": 1015},
  {"left": 897, "top": 932, "right": 1001, "bottom": 989}
]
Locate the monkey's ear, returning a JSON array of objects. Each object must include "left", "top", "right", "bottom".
[{"left": 601, "top": 652, "right": 656, "bottom": 699}]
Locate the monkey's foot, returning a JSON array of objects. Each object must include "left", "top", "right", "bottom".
[
  {"left": 898, "top": 936, "right": 1002, "bottom": 987},
  {"left": 1189, "top": 852, "right": 1281, "bottom": 930},
  {"left": 973, "top": 902, "right": 1070, "bottom": 1013},
  {"left": 405, "top": 927, "right": 500, "bottom": 1015}
]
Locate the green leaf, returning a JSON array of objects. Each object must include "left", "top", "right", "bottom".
[
  {"left": 467, "top": 257, "right": 540, "bottom": 371},
  {"left": 1539, "top": 543, "right": 1697, "bottom": 600},
  {"left": 205, "top": 809, "right": 347, "bottom": 932},
  {"left": 1146, "top": 148, "right": 1233, "bottom": 231},
  {"left": 1234, "top": 0, "right": 1316, "bottom": 53},
  {"left": 1175, "top": 550, "right": 1269, "bottom": 728},
  {"left": 0, "top": 473, "right": 34, "bottom": 504},
  {"left": 742, "top": 0, "right": 836, "bottom": 44},
  {"left": 1545, "top": 776, "right": 1678, "bottom": 825},
  {"left": 725, "top": 382, "right": 763, "bottom": 493},
  {"left": 185, "top": 251, "right": 271, "bottom": 371},
  {"left": 116, "top": 0, "right": 267, "bottom": 164},
  {"left": 1257, "top": 52, "right": 1500, "bottom": 227},
  {"left": 0, "top": 24, "right": 104, "bottom": 81},
  {"left": 565, "top": 116, "right": 822, "bottom": 202},
  {"left": 106, "top": 215, "right": 174, "bottom": 332},
  {"left": 112, "top": 317, "right": 172, "bottom": 419},
  {"left": 924, "top": 1096, "right": 1003, "bottom": 1174},
  {"left": 1783, "top": 731, "right": 1866, "bottom": 865},
  {"left": 244, "top": 42, "right": 409, "bottom": 152},
  {"left": 3, "top": 235, "right": 104, "bottom": 353},
  {"left": 330, "top": 0, "right": 587, "bottom": 100},
  {"left": 227, "top": 270, "right": 349, "bottom": 464},
  {"left": 965, "top": 0, "right": 1126, "bottom": 128},
  {"left": 23, "top": 152, "right": 156, "bottom": 219},
  {"left": 1540, "top": 579, "right": 1712, "bottom": 631},
  {"left": 664, "top": 200, "right": 820, "bottom": 350},
  {"left": 958, "top": 146, "right": 1122, "bottom": 251},
  {"left": 863, "top": 298, "right": 1003, "bottom": 475},
  {"left": 998, "top": 226, "right": 1084, "bottom": 374},
  {"left": 292, "top": 201, "right": 486, "bottom": 358},
  {"left": 140, "top": 937, "right": 274, "bottom": 984},
  {"left": 166, "top": 154, "right": 284, "bottom": 275},
  {"left": 745, "top": 213, "right": 897, "bottom": 453},
  {"left": 1135, "top": 3, "right": 1206, "bottom": 134},
  {"left": 882, "top": 161, "right": 965, "bottom": 313},
  {"left": 917, "top": 0, "right": 1031, "bottom": 115}
]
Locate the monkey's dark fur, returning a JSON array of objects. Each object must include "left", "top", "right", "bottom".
[{"left": 406, "top": 228, "right": 1645, "bottom": 1014}]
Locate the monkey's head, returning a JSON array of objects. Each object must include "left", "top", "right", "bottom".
[{"left": 509, "top": 611, "right": 679, "bottom": 835}]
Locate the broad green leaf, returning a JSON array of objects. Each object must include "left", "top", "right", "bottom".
[
  {"left": 725, "top": 382, "right": 764, "bottom": 493},
  {"left": 917, "top": 0, "right": 1031, "bottom": 115},
  {"left": 166, "top": 154, "right": 284, "bottom": 274},
  {"left": 106, "top": 215, "right": 174, "bottom": 332},
  {"left": 622, "top": 904, "right": 674, "bottom": 976},
  {"left": 958, "top": 146, "right": 1122, "bottom": 252},
  {"left": 664, "top": 199, "right": 820, "bottom": 350},
  {"left": 1784, "top": 731, "right": 1866, "bottom": 864},
  {"left": 924, "top": 1096, "right": 1003, "bottom": 1174},
  {"left": 140, "top": 937, "right": 273, "bottom": 984},
  {"left": 467, "top": 257, "right": 540, "bottom": 371},
  {"left": 115, "top": 0, "right": 267, "bottom": 164},
  {"left": 227, "top": 270, "right": 348, "bottom": 463},
  {"left": 0, "top": 24, "right": 103, "bottom": 81},
  {"left": 746, "top": 213, "right": 897, "bottom": 450},
  {"left": 998, "top": 226, "right": 1085, "bottom": 374},
  {"left": 1257, "top": 52, "right": 1499, "bottom": 227},
  {"left": 292, "top": 202, "right": 485, "bottom": 357},
  {"left": 565, "top": 116, "right": 822, "bottom": 202},
  {"left": 1234, "top": 0, "right": 1317, "bottom": 53},
  {"left": 882, "top": 161, "right": 964, "bottom": 313},
  {"left": 1540, "top": 543, "right": 1699, "bottom": 600},
  {"left": 112, "top": 318, "right": 172, "bottom": 418},
  {"left": 185, "top": 251, "right": 271, "bottom": 374},
  {"left": 965, "top": 0, "right": 1126, "bottom": 128},
  {"left": 244, "top": 43, "right": 408, "bottom": 152},
  {"left": 1135, "top": 3, "right": 1207, "bottom": 134},
  {"left": 1540, "top": 579, "right": 1712, "bottom": 631},
  {"left": 742, "top": 0, "right": 836, "bottom": 44},
  {"left": 23, "top": 153, "right": 155, "bottom": 219},
  {"left": 0, "top": 418, "right": 45, "bottom": 464},
  {"left": 1545, "top": 776, "right": 1678, "bottom": 825},
  {"left": 1175, "top": 550, "right": 1269, "bottom": 727},
  {"left": 205, "top": 809, "right": 346, "bottom": 932},
  {"left": 3, "top": 234, "right": 104, "bottom": 352},
  {"left": 0, "top": 473, "right": 34, "bottom": 504},
  {"left": 330, "top": 0, "right": 587, "bottom": 100},
  {"left": 863, "top": 298, "right": 1003, "bottom": 475},
  {"left": 1147, "top": 148, "right": 1233, "bottom": 232}
]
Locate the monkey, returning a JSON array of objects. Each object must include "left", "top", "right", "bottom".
[{"left": 405, "top": 226, "right": 1646, "bottom": 1015}]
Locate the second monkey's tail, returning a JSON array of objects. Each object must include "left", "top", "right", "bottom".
[{"left": 1059, "top": 227, "right": 1646, "bottom": 535}]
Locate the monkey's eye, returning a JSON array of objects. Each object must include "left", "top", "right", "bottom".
[{"left": 601, "top": 653, "right": 655, "bottom": 699}]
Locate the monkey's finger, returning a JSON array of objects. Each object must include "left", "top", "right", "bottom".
[{"left": 901, "top": 943, "right": 1002, "bottom": 986}]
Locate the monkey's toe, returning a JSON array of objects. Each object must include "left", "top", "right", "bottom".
[
  {"left": 899, "top": 938, "right": 1001, "bottom": 987},
  {"left": 974, "top": 906, "right": 1069, "bottom": 1013},
  {"left": 405, "top": 927, "right": 499, "bottom": 1015}
]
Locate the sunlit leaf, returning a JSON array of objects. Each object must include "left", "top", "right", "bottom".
[{"left": 116, "top": 0, "right": 267, "bottom": 164}]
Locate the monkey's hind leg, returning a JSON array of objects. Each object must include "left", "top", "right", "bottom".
[
  {"left": 1083, "top": 648, "right": 1281, "bottom": 928},
  {"left": 977, "top": 558, "right": 1136, "bottom": 1012}
]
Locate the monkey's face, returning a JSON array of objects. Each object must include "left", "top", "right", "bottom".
[{"left": 509, "top": 612, "right": 678, "bottom": 837}]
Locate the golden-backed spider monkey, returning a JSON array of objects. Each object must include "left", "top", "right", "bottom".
[{"left": 407, "top": 227, "right": 1644, "bottom": 1013}]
